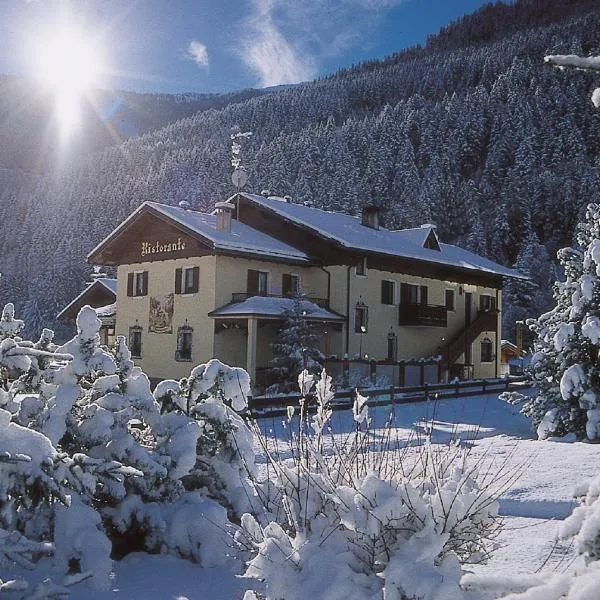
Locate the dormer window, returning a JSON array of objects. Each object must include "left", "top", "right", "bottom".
[{"left": 421, "top": 226, "right": 441, "bottom": 251}]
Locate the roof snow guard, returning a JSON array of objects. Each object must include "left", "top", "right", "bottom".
[{"left": 236, "top": 193, "right": 526, "bottom": 280}]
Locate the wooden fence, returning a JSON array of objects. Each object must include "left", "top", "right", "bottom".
[{"left": 248, "top": 376, "right": 530, "bottom": 418}]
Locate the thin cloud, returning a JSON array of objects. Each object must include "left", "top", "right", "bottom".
[
  {"left": 187, "top": 40, "right": 209, "bottom": 68},
  {"left": 240, "top": 0, "right": 404, "bottom": 88},
  {"left": 240, "top": 0, "right": 316, "bottom": 87}
]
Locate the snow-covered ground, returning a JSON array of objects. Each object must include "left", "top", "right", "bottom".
[{"left": 66, "top": 392, "right": 597, "bottom": 599}]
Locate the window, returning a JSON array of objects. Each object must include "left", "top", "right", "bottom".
[
  {"left": 127, "top": 271, "right": 148, "bottom": 297},
  {"left": 176, "top": 326, "right": 193, "bottom": 361},
  {"left": 381, "top": 280, "right": 395, "bottom": 305},
  {"left": 387, "top": 332, "right": 397, "bottom": 361},
  {"left": 354, "top": 302, "right": 368, "bottom": 333},
  {"left": 481, "top": 337, "right": 494, "bottom": 363},
  {"left": 282, "top": 273, "right": 300, "bottom": 297},
  {"left": 445, "top": 289, "right": 455, "bottom": 311},
  {"left": 129, "top": 326, "right": 142, "bottom": 358},
  {"left": 479, "top": 294, "right": 496, "bottom": 312},
  {"left": 356, "top": 257, "right": 367, "bottom": 276},
  {"left": 247, "top": 269, "right": 269, "bottom": 296},
  {"left": 175, "top": 266, "right": 199, "bottom": 295}
]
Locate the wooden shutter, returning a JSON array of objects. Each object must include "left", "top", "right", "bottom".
[
  {"left": 191, "top": 267, "right": 199, "bottom": 293},
  {"left": 247, "top": 269, "right": 259, "bottom": 296},
  {"left": 420, "top": 285, "right": 428, "bottom": 306},
  {"left": 175, "top": 268, "right": 182, "bottom": 294},
  {"left": 127, "top": 273, "right": 134, "bottom": 297},
  {"left": 400, "top": 283, "right": 410, "bottom": 305},
  {"left": 141, "top": 271, "right": 149, "bottom": 296}
]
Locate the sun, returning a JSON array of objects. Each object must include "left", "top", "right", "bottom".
[{"left": 32, "top": 23, "right": 106, "bottom": 135}]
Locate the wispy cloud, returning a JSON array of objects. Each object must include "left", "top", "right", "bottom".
[
  {"left": 240, "top": 0, "right": 316, "bottom": 88},
  {"left": 187, "top": 40, "right": 209, "bottom": 68},
  {"left": 240, "top": 0, "right": 404, "bottom": 88}
]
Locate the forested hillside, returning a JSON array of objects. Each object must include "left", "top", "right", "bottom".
[{"left": 1, "top": 0, "right": 599, "bottom": 340}]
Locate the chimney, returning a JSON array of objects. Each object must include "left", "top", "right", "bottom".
[
  {"left": 361, "top": 205, "right": 381, "bottom": 230},
  {"left": 215, "top": 201, "right": 235, "bottom": 233}
]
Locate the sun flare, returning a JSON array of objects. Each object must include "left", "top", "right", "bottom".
[{"left": 32, "top": 24, "right": 106, "bottom": 135}]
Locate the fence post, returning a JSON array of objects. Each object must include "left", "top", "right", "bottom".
[
  {"left": 389, "top": 385, "right": 394, "bottom": 405},
  {"left": 424, "top": 382, "right": 429, "bottom": 402},
  {"left": 482, "top": 379, "right": 487, "bottom": 394},
  {"left": 455, "top": 380, "right": 460, "bottom": 397}
]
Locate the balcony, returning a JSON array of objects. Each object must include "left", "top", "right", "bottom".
[
  {"left": 398, "top": 303, "right": 447, "bottom": 327},
  {"left": 231, "top": 293, "right": 330, "bottom": 309}
]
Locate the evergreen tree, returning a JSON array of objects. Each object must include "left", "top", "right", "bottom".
[
  {"left": 521, "top": 204, "right": 600, "bottom": 440},
  {"left": 268, "top": 296, "right": 325, "bottom": 393}
]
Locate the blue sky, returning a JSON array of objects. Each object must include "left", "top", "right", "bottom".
[{"left": 1, "top": 0, "right": 496, "bottom": 94}]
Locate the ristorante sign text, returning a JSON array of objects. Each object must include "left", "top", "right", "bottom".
[{"left": 141, "top": 237, "right": 186, "bottom": 257}]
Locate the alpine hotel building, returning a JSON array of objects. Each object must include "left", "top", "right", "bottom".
[{"left": 86, "top": 193, "right": 523, "bottom": 388}]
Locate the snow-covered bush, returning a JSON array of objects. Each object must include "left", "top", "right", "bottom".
[
  {"left": 0, "top": 303, "right": 256, "bottom": 590},
  {"left": 515, "top": 204, "right": 600, "bottom": 440},
  {"left": 154, "top": 358, "right": 256, "bottom": 518},
  {"left": 241, "top": 370, "right": 505, "bottom": 600}
]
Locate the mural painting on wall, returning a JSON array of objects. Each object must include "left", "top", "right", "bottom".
[{"left": 149, "top": 294, "right": 174, "bottom": 333}]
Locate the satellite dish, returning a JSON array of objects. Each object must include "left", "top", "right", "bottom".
[{"left": 231, "top": 168, "right": 248, "bottom": 190}]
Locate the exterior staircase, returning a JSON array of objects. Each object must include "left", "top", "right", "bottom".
[{"left": 440, "top": 310, "right": 499, "bottom": 369}]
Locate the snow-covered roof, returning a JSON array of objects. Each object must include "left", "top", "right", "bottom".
[
  {"left": 97, "top": 278, "right": 117, "bottom": 294},
  {"left": 95, "top": 302, "right": 117, "bottom": 318},
  {"left": 88, "top": 201, "right": 308, "bottom": 264},
  {"left": 209, "top": 297, "right": 345, "bottom": 321},
  {"left": 237, "top": 193, "right": 525, "bottom": 279},
  {"left": 56, "top": 278, "right": 117, "bottom": 321}
]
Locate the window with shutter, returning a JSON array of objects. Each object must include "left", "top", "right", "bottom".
[
  {"left": 356, "top": 257, "right": 367, "bottom": 276},
  {"left": 400, "top": 283, "right": 419, "bottom": 304},
  {"left": 381, "top": 280, "right": 395, "bottom": 305},
  {"left": 445, "top": 289, "right": 455, "bottom": 311},
  {"left": 479, "top": 294, "right": 495, "bottom": 312},
  {"left": 128, "top": 271, "right": 148, "bottom": 297},
  {"left": 175, "top": 267, "right": 199, "bottom": 295},
  {"left": 282, "top": 273, "right": 299, "bottom": 296}
]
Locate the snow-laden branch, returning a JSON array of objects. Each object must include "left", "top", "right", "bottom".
[{"left": 544, "top": 54, "right": 600, "bottom": 71}]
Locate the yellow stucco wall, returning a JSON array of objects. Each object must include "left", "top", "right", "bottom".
[
  {"left": 115, "top": 255, "right": 217, "bottom": 380},
  {"left": 325, "top": 264, "right": 501, "bottom": 378},
  {"left": 213, "top": 255, "right": 329, "bottom": 305},
  {"left": 115, "top": 252, "right": 502, "bottom": 383}
]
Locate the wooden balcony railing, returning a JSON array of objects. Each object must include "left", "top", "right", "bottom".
[{"left": 398, "top": 303, "right": 448, "bottom": 327}]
